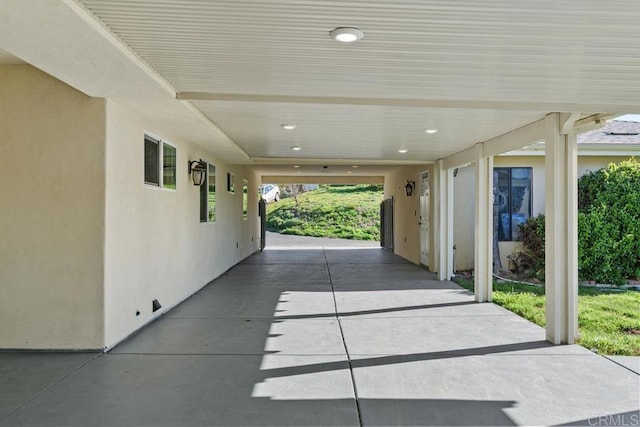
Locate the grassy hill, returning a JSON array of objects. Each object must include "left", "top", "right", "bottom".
[{"left": 266, "top": 185, "right": 383, "bottom": 240}]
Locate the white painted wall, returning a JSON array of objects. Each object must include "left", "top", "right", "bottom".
[
  {"left": 104, "top": 101, "right": 260, "bottom": 349},
  {"left": 0, "top": 65, "right": 105, "bottom": 349},
  {"left": 384, "top": 166, "right": 424, "bottom": 265},
  {"left": 0, "top": 65, "right": 260, "bottom": 350},
  {"left": 453, "top": 154, "right": 635, "bottom": 271},
  {"left": 452, "top": 165, "right": 475, "bottom": 271}
]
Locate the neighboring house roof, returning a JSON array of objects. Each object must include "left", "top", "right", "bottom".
[
  {"left": 578, "top": 120, "right": 640, "bottom": 145},
  {"left": 503, "top": 120, "right": 640, "bottom": 156}
]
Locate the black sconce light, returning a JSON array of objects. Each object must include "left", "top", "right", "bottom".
[
  {"left": 405, "top": 180, "right": 416, "bottom": 197},
  {"left": 188, "top": 159, "right": 207, "bottom": 186}
]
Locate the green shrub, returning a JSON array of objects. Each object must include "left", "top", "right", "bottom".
[
  {"left": 509, "top": 214, "right": 545, "bottom": 280},
  {"left": 578, "top": 158, "right": 640, "bottom": 284},
  {"left": 511, "top": 158, "right": 640, "bottom": 285}
]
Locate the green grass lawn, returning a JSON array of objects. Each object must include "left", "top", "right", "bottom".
[
  {"left": 453, "top": 278, "right": 640, "bottom": 355},
  {"left": 266, "top": 185, "right": 383, "bottom": 240}
]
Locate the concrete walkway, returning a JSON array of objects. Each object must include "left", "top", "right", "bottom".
[
  {"left": 265, "top": 231, "right": 380, "bottom": 249},
  {"left": 1, "top": 248, "right": 638, "bottom": 426}
]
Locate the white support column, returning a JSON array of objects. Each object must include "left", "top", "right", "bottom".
[
  {"left": 446, "top": 167, "right": 455, "bottom": 280},
  {"left": 485, "top": 155, "right": 494, "bottom": 302},
  {"left": 474, "top": 144, "right": 493, "bottom": 302},
  {"left": 544, "top": 113, "right": 579, "bottom": 344},
  {"left": 434, "top": 160, "right": 454, "bottom": 281}
]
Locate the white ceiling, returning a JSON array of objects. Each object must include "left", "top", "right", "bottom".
[
  {"left": 3, "top": 0, "right": 640, "bottom": 175},
  {"left": 193, "top": 100, "right": 544, "bottom": 160}
]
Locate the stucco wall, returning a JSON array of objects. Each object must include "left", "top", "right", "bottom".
[
  {"left": 0, "top": 65, "right": 105, "bottom": 349},
  {"left": 453, "top": 154, "right": 635, "bottom": 271},
  {"left": 104, "top": 101, "right": 260, "bottom": 348},
  {"left": 452, "top": 165, "right": 475, "bottom": 271},
  {"left": 384, "top": 166, "right": 425, "bottom": 265}
]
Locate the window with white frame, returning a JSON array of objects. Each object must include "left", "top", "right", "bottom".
[
  {"left": 200, "top": 163, "right": 216, "bottom": 223},
  {"left": 494, "top": 167, "right": 532, "bottom": 241},
  {"left": 144, "top": 134, "right": 176, "bottom": 189},
  {"left": 242, "top": 179, "right": 248, "bottom": 219}
]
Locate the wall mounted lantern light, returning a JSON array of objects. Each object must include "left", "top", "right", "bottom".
[
  {"left": 188, "top": 159, "right": 207, "bottom": 186},
  {"left": 405, "top": 180, "right": 416, "bottom": 197}
]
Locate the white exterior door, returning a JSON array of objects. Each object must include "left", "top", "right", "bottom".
[{"left": 420, "top": 171, "right": 430, "bottom": 266}]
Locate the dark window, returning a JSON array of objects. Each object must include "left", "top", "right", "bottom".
[
  {"left": 144, "top": 136, "right": 160, "bottom": 185},
  {"left": 494, "top": 167, "right": 532, "bottom": 241},
  {"left": 242, "top": 180, "right": 248, "bottom": 219},
  {"left": 162, "top": 143, "right": 176, "bottom": 189},
  {"left": 208, "top": 164, "right": 216, "bottom": 222},
  {"left": 200, "top": 171, "right": 208, "bottom": 222},
  {"left": 200, "top": 163, "right": 216, "bottom": 223}
]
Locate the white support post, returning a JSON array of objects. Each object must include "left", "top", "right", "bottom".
[
  {"left": 485, "top": 155, "right": 494, "bottom": 302},
  {"left": 436, "top": 159, "right": 449, "bottom": 280},
  {"left": 544, "top": 113, "right": 579, "bottom": 344},
  {"left": 446, "top": 167, "right": 455, "bottom": 280},
  {"left": 474, "top": 144, "right": 493, "bottom": 302}
]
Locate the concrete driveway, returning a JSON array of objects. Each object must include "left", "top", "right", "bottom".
[{"left": 1, "top": 246, "right": 638, "bottom": 426}]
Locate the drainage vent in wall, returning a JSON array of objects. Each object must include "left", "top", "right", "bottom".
[{"left": 152, "top": 299, "right": 162, "bottom": 312}]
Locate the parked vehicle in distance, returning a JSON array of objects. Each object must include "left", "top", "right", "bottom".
[{"left": 260, "top": 184, "right": 280, "bottom": 203}]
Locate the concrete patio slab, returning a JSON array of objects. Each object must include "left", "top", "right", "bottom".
[
  {"left": 214, "top": 264, "right": 330, "bottom": 286},
  {"left": 0, "top": 354, "right": 359, "bottom": 427},
  {"left": 324, "top": 248, "right": 411, "bottom": 264},
  {"left": 333, "top": 289, "right": 510, "bottom": 319},
  {"left": 340, "top": 315, "right": 565, "bottom": 356},
  {"left": 265, "top": 231, "right": 378, "bottom": 249},
  {"left": 111, "top": 318, "right": 346, "bottom": 356},
  {"left": 242, "top": 249, "right": 329, "bottom": 265},
  {"left": 0, "top": 353, "right": 98, "bottom": 419},
  {"left": 352, "top": 353, "right": 639, "bottom": 426},
  {"left": 2, "top": 242, "right": 638, "bottom": 426},
  {"left": 166, "top": 284, "right": 336, "bottom": 320},
  {"left": 605, "top": 356, "right": 640, "bottom": 375},
  {"left": 329, "top": 265, "right": 444, "bottom": 288}
]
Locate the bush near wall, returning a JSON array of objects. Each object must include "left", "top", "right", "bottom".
[
  {"left": 578, "top": 158, "right": 640, "bottom": 284},
  {"left": 513, "top": 158, "right": 640, "bottom": 285}
]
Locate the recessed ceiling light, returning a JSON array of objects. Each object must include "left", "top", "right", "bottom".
[
  {"left": 398, "top": 145, "right": 408, "bottom": 154},
  {"left": 291, "top": 146, "right": 302, "bottom": 151},
  {"left": 281, "top": 124, "right": 296, "bottom": 130},
  {"left": 330, "top": 27, "right": 364, "bottom": 43},
  {"left": 293, "top": 165, "right": 300, "bottom": 168},
  {"left": 352, "top": 165, "right": 359, "bottom": 168},
  {"left": 296, "top": 171, "right": 301, "bottom": 174},
  {"left": 425, "top": 128, "right": 439, "bottom": 134},
  {"left": 347, "top": 171, "right": 353, "bottom": 174}
]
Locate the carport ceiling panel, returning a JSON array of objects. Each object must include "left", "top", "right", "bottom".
[
  {"left": 80, "top": 0, "right": 640, "bottom": 106},
  {"left": 192, "top": 101, "right": 545, "bottom": 160}
]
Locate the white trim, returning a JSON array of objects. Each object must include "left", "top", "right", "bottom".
[
  {"left": 200, "top": 162, "right": 217, "bottom": 224},
  {"left": 501, "top": 144, "right": 640, "bottom": 157},
  {"left": 143, "top": 132, "right": 177, "bottom": 191}
]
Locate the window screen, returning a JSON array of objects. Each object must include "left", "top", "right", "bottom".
[
  {"left": 144, "top": 136, "right": 160, "bottom": 186},
  {"left": 494, "top": 167, "right": 532, "bottom": 241}
]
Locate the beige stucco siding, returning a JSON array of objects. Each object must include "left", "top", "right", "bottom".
[
  {"left": 0, "top": 65, "right": 105, "bottom": 349},
  {"left": 384, "top": 165, "right": 425, "bottom": 265},
  {"left": 104, "top": 101, "right": 260, "bottom": 348}
]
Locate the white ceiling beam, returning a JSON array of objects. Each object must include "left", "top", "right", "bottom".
[
  {"left": 442, "top": 146, "right": 476, "bottom": 170},
  {"left": 250, "top": 157, "right": 432, "bottom": 166},
  {"left": 483, "top": 116, "right": 548, "bottom": 157},
  {"left": 177, "top": 92, "right": 638, "bottom": 113}
]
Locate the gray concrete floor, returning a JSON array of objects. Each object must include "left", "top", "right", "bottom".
[{"left": 1, "top": 245, "right": 638, "bottom": 426}]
